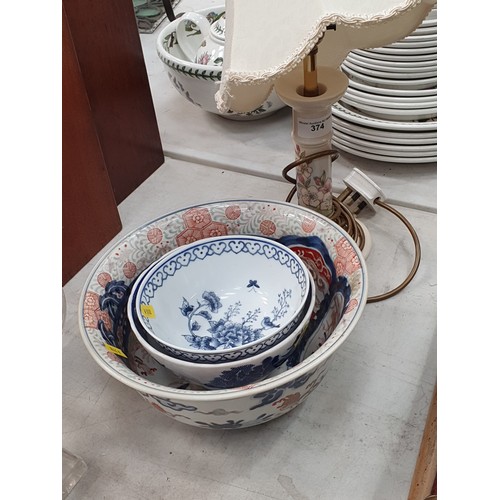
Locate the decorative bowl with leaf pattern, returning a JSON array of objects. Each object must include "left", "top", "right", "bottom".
[
  {"left": 79, "top": 199, "right": 367, "bottom": 429},
  {"left": 156, "top": 5, "right": 285, "bottom": 120}
]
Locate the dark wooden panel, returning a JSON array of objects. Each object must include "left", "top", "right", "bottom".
[
  {"left": 63, "top": 0, "right": 164, "bottom": 204},
  {"left": 62, "top": 3, "right": 122, "bottom": 286}
]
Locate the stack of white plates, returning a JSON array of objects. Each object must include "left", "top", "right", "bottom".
[{"left": 332, "top": 6, "right": 437, "bottom": 163}]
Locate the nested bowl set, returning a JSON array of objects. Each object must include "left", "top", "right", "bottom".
[{"left": 79, "top": 199, "right": 367, "bottom": 429}]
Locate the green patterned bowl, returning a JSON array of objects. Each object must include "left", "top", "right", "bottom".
[{"left": 156, "top": 5, "right": 285, "bottom": 120}]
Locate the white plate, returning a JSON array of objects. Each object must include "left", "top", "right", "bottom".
[
  {"left": 412, "top": 25, "right": 438, "bottom": 36},
  {"left": 332, "top": 102, "right": 437, "bottom": 131},
  {"left": 346, "top": 53, "right": 436, "bottom": 73},
  {"left": 332, "top": 113, "right": 437, "bottom": 139},
  {"left": 341, "top": 87, "right": 437, "bottom": 110},
  {"left": 389, "top": 38, "right": 437, "bottom": 49},
  {"left": 332, "top": 116, "right": 437, "bottom": 145},
  {"left": 332, "top": 111, "right": 437, "bottom": 139},
  {"left": 333, "top": 134, "right": 435, "bottom": 158},
  {"left": 424, "top": 6, "right": 437, "bottom": 22},
  {"left": 399, "top": 32, "right": 437, "bottom": 43},
  {"left": 344, "top": 88, "right": 437, "bottom": 108},
  {"left": 420, "top": 19, "right": 437, "bottom": 28},
  {"left": 332, "top": 138, "right": 437, "bottom": 163},
  {"left": 342, "top": 64, "right": 437, "bottom": 90},
  {"left": 340, "top": 97, "right": 437, "bottom": 121},
  {"left": 343, "top": 59, "right": 436, "bottom": 80},
  {"left": 332, "top": 128, "right": 437, "bottom": 154},
  {"left": 420, "top": 17, "right": 437, "bottom": 28},
  {"left": 352, "top": 48, "right": 437, "bottom": 62},
  {"left": 347, "top": 78, "right": 437, "bottom": 98},
  {"left": 364, "top": 44, "right": 437, "bottom": 56}
]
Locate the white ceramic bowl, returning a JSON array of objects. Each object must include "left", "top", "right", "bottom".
[
  {"left": 156, "top": 5, "right": 286, "bottom": 120},
  {"left": 79, "top": 199, "right": 368, "bottom": 429},
  {"left": 128, "top": 241, "right": 313, "bottom": 365},
  {"left": 133, "top": 235, "right": 310, "bottom": 363},
  {"left": 129, "top": 276, "right": 315, "bottom": 389}
]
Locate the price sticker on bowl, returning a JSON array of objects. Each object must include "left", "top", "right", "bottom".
[
  {"left": 104, "top": 343, "right": 127, "bottom": 358},
  {"left": 141, "top": 304, "right": 156, "bottom": 318},
  {"left": 296, "top": 112, "right": 332, "bottom": 140}
]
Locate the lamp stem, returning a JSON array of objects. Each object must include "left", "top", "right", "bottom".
[
  {"left": 275, "top": 66, "right": 349, "bottom": 217},
  {"left": 303, "top": 46, "right": 319, "bottom": 97}
]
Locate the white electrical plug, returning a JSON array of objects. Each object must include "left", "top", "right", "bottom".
[{"left": 342, "top": 168, "right": 386, "bottom": 213}]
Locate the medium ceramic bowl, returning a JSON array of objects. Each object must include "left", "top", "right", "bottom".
[
  {"left": 79, "top": 199, "right": 368, "bottom": 429},
  {"left": 156, "top": 5, "right": 286, "bottom": 120},
  {"left": 133, "top": 234, "right": 310, "bottom": 363},
  {"left": 129, "top": 278, "right": 315, "bottom": 389}
]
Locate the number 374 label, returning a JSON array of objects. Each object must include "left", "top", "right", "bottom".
[{"left": 296, "top": 112, "right": 332, "bottom": 139}]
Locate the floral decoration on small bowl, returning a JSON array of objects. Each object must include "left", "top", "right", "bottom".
[
  {"left": 134, "top": 235, "right": 310, "bottom": 363},
  {"left": 179, "top": 287, "right": 292, "bottom": 351},
  {"left": 130, "top": 282, "right": 315, "bottom": 389}
]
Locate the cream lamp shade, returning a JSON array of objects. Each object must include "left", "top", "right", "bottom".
[{"left": 215, "top": 0, "right": 436, "bottom": 113}]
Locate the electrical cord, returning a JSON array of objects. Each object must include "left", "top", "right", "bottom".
[
  {"left": 282, "top": 149, "right": 421, "bottom": 303},
  {"left": 366, "top": 198, "right": 421, "bottom": 302}
]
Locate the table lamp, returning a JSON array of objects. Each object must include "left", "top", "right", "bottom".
[{"left": 216, "top": 0, "right": 436, "bottom": 219}]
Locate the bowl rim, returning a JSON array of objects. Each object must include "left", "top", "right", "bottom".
[
  {"left": 156, "top": 5, "right": 225, "bottom": 73},
  {"left": 78, "top": 198, "right": 368, "bottom": 402},
  {"left": 133, "top": 233, "right": 311, "bottom": 357}
]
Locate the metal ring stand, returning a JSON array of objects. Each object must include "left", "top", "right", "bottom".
[{"left": 282, "top": 149, "right": 421, "bottom": 303}]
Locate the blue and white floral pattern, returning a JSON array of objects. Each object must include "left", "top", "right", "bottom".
[
  {"left": 180, "top": 287, "right": 291, "bottom": 351},
  {"left": 131, "top": 283, "right": 311, "bottom": 365},
  {"left": 204, "top": 352, "right": 289, "bottom": 389},
  {"left": 137, "top": 236, "right": 309, "bottom": 361}
]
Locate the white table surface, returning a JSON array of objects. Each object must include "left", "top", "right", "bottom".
[
  {"left": 139, "top": 0, "right": 437, "bottom": 214},
  {"left": 62, "top": 157, "right": 436, "bottom": 499}
]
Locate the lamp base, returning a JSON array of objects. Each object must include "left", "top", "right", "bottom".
[{"left": 275, "top": 66, "right": 349, "bottom": 218}]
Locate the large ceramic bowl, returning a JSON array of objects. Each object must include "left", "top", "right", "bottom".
[
  {"left": 129, "top": 277, "right": 315, "bottom": 389},
  {"left": 156, "top": 5, "right": 286, "bottom": 120},
  {"left": 134, "top": 234, "right": 310, "bottom": 363},
  {"left": 79, "top": 199, "right": 368, "bottom": 429}
]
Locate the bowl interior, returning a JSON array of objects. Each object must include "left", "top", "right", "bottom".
[
  {"left": 129, "top": 278, "right": 316, "bottom": 390},
  {"left": 128, "top": 260, "right": 315, "bottom": 365},
  {"left": 135, "top": 235, "right": 309, "bottom": 354},
  {"left": 80, "top": 199, "right": 367, "bottom": 400}
]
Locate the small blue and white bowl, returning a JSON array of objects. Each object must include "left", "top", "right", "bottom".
[
  {"left": 130, "top": 277, "right": 315, "bottom": 389},
  {"left": 133, "top": 235, "right": 311, "bottom": 364},
  {"left": 128, "top": 260, "right": 312, "bottom": 365}
]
